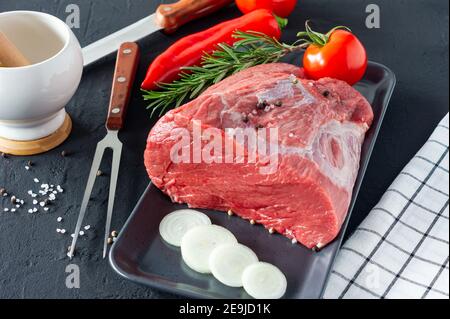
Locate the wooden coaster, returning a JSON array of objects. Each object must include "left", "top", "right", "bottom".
[{"left": 0, "top": 114, "right": 72, "bottom": 156}]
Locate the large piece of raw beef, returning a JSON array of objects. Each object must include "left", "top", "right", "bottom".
[{"left": 144, "top": 63, "right": 373, "bottom": 249}]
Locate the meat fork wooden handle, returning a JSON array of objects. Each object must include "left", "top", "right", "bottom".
[
  {"left": 156, "top": 0, "right": 233, "bottom": 33},
  {"left": 106, "top": 42, "right": 140, "bottom": 131}
]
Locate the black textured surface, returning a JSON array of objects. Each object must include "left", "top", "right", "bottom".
[{"left": 0, "top": 0, "right": 448, "bottom": 299}]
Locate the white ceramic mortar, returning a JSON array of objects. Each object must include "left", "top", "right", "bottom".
[{"left": 0, "top": 11, "right": 83, "bottom": 141}]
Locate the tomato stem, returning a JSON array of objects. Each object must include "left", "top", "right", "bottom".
[
  {"left": 296, "top": 20, "right": 351, "bottom": 47},
  {"left": 274, "top": 15, "right": 289, "bottom": 30}
]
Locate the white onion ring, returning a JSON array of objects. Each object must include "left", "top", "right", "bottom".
[
  {"left": 181, "top": 225, "right": 237, "bottom": 274},
  {"left": 159, "top": 209, "right": 211, "bottom": 247},
  {"left": 209, "top": 243, "right": 258, "bottom": 287},
  {"left": 242, "top": 262, "right": 287, "bottom": 299}
]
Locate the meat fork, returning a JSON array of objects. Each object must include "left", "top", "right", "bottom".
[{"left": 69, "top": 42, "right": 140, "bottom": 259}]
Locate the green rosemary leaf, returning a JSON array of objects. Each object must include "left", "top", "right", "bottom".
[
  {"left": 213, "top": 70, "right": 228, "bottom": 84},
  {"left": 175, "top": 90, "right": 189, "bottom": 108},
  {"left": 190, "top": 80, "right": 206, "bottom": 98}
]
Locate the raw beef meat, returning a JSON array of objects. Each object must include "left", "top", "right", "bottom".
[{"left": 144, "top": 63, "right": 373, "bottom": 249}]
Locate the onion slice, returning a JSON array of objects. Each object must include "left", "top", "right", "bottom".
[
  {"left": 209, "top": 243, "right": 258, "bottom": 287},
  {"left": 159, "top": 209, "right": 211, "bottom": 247},
  {"left": 181, "top": 225, "right": 237, "bottom": 274},
  {"left": 242, "top": 262, "right": 287, "bottom": 299}
]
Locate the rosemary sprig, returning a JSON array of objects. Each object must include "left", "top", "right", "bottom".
[{"left": 142, "top": 31, "right": 309, "bottom": 117}]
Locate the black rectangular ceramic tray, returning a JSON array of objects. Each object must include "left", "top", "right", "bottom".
[{"left": 109, "top": 61, "right": 396, "bottom": 299}]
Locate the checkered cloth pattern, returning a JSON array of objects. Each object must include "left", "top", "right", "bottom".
[{"left": 324, "top": 113, "right": 449, "bottom": 299}]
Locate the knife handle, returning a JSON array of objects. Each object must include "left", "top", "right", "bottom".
[
  {"left": 106, "top": 42, "right": 140, "bottom": 131},
  {"left": 156, "top": 0, "right": 233, "bottom": 33}
]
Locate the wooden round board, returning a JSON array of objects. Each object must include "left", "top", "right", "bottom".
[{"left": 0, "top": 114, "right": 72, "bottom": 156}]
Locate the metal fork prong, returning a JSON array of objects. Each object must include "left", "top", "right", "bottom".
[
  {"left": 68, "top": 142, "right": 107, "bottom": 259},
  {"left": 103, "top": 142, "right": 122, "bottom": 258}
]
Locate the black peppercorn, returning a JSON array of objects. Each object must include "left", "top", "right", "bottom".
[
  {"left": 322, "top": 90, "right": 330, "bottom": 97},
  {"left": 275, "top": 101, "right": 283, "bottom": 107},
  {"left": 256, "top": 100, "right": 268, "bottom": 110}
]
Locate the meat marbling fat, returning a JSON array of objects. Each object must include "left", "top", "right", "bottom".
[{"left": 144, "top": 63, "right": 373, "bottom": 249}]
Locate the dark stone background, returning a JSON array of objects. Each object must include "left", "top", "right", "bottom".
[{"left": 0, "top": 0, "right": 448, "bottom": 298}]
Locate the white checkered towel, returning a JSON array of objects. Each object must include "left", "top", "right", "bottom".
[{"left": 324, "top": 113, "right": 449, "bottom": 299}]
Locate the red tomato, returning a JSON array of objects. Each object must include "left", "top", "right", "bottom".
[
  {"left": 303, "top": 30, "right": 367, "bottom": 85},
  {"left": 236, "top": 0, "right": 297, "bottom": 18},
  {"left": 236, "top": 0, "right": 273, "bottom": 14},
  {"left": 272, "top": 0, "right": 297, "bottom": 17}
]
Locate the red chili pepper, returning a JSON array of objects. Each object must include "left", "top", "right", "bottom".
[{"left": 141, "top": 9, "right": 282, "bottom": 91}]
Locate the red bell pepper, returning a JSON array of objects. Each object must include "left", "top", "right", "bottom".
[{"left": 141, "top": 9, "right": 282, "bottom": 90}]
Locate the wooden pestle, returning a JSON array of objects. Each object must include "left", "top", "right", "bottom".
[{"left": 0, "top": 31, "right": 30, "bottom": 67}]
